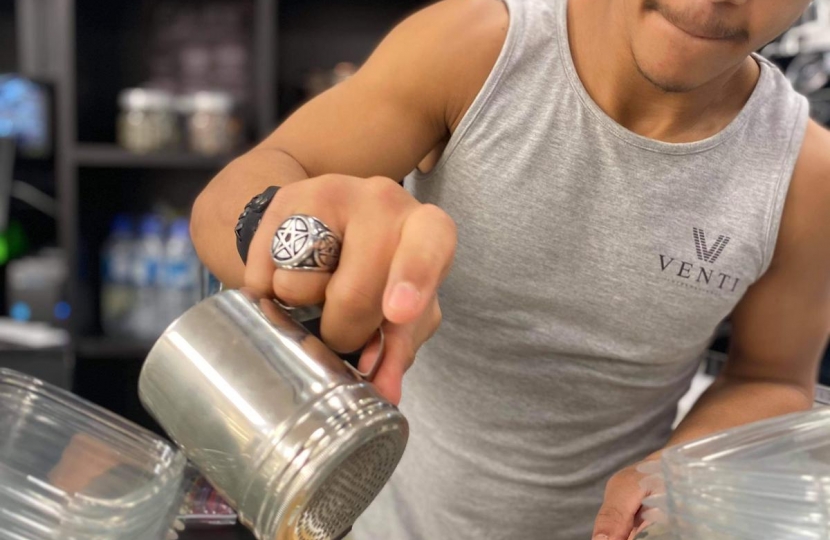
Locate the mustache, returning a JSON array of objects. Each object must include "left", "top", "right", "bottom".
[{"left": 644, "top": 0, "right": 750, "bottom": 42}]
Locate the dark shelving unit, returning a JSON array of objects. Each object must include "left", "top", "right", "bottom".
[
  {"left": 179, "top": 525, "right": 255, "bottom": 540},
  {"left": 60, "top": 0, "right": 276, "bottom": 355}
]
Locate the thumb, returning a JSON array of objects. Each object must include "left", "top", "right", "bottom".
[{"left": 593, "top": 470, "right": 647, "bottom": 540}]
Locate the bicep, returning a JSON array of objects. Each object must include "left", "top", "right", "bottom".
[
  {"left": 727, "top": 121, "right": 830, "bottom": 390},
  {"left": 262, "top": 76, "right": 439, "bottom": 181},
  {"left": 727, "top": 261, "right": 830, "bottom": 390}
]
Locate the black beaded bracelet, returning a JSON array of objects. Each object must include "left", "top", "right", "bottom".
[{"left": 235, "top": 186, "right": 280, "bottom": 264}]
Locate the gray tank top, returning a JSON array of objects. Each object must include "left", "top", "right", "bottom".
[{"left": 354, "top": 0, "right": 808, "bottom": 538}]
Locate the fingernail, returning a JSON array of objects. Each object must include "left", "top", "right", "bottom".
[
  {"left": 593, "top": 535, "right": 609, "bottom": 540},
  {"left": 388, "top": 282, "right": 421, "bottom": 313}
]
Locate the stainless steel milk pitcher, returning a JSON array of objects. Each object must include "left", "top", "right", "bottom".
[{"left": 138, "top": 288, "right": 408, "bottom": 540}]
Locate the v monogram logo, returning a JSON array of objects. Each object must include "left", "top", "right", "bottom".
[{"left": 693, "top": 227, "right": 730, "bottom": 264}]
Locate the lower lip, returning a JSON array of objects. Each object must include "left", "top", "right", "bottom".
[{"left": 654, "top": 11, "right": 730, "bottom": 43}]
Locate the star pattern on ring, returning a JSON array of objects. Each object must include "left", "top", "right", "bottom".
[{"left": 273, "top": 217, "right": 311, "bottom": 263}]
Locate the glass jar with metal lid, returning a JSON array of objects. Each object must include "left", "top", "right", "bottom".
[
  {"left": 185, "top": 91, "right": 236, "bottom": 156},
  {"left": 117, "top": 88, "right": 178, "bottom": 153}
]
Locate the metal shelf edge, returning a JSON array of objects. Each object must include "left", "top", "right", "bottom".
[{"left": 74, "top": 144, "right": 232, "bottom": 169}]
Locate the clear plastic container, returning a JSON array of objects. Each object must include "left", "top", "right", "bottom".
[
  {"left": 663, "top": 408, "right": 830, "bottom": 471},
  {"left": 0, "top": 368, "right": 187, "bottom": 540},
  {"left": 641, "top": 408, "right": 830, "bottom": 540}
]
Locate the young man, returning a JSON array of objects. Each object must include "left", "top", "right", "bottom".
[{"left": 191, "top": 0, "right": 830, "bottom": 538}]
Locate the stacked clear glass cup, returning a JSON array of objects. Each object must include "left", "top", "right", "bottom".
[
  {"left": 0, "top": 369, "right": 187, "bottom": 540},
  {"left": 641, "top": 407, "right": 830, "bottom": 540}
]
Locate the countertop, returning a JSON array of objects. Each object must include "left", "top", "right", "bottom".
[
  {"left": 180, "top": 524, "right": 255, "bottom": 540},
  {"left": 178, "top": 524, "right": 354, "bottom": 540}
]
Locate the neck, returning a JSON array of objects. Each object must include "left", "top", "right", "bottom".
[{"left": 567, "top": 0, "right": 760, "bottom": 143}]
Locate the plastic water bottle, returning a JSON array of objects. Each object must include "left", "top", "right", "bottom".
[
  {"left": 130, "top": 214, "right": 166, "bottom": 340},
  {"left": 100, "top": 214, "right": 134, "bottom": 337},
  {"left": 161, "top": 218, "right": 200, "bottom": 326}
]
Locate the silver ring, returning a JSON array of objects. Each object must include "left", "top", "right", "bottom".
[{"left": 271, "top": 214, "right": 342, "bottom": 272}]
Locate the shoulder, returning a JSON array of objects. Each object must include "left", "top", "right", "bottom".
[
  {"left": 395, "top": 0, "right": 509, "bottom": 61},
  {"left": 788, "top": 120, "right": 830, "bottom": 220},
  {"left": 409, "top": 0, "right": 509, "bottom": 39},
  {"left": 437, "top": 0, "right": 510, "bottom": 129},
  {"left": 357, "top": 0, "right": 509, "bottom": 130},
  {"left": 795, "top": 120, "right": 830, "bottom": 179},
  {"left": 770, "top": 120, "right": 830, "bottom": 271}
]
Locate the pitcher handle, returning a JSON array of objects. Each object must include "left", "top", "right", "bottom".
[
  {"left": 202, "top": 266, "right": 387, "bottom": 383},
  {"left": 273, "top": 297, "right": 386, "bottom": 383}
]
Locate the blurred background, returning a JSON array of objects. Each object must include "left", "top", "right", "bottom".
[{"left": 0, "top": 0, "right": 828, "bottom": 432}]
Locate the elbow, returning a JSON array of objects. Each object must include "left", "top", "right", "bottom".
[
  {"left": 189, "top": 163, "right": 235, "bottom": 272},
  {"left": 190, "top": 186, "right": 211, "bottom": 264},
  {"left": 717, "top": 371, "right": 816, "bottom": 413},
  {"left": 188, "top": 158, "right": 249, "bottom": 287}
]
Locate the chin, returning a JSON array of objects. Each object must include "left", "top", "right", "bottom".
[
  {"left": 628, "top": 10, "right": 748, "bottom": 93},
  {"left": 633, "top": 55, "right": 708, "bottom": 93},
  {"left": 630, "top": 40, "right": 735, "bottom": 94}
]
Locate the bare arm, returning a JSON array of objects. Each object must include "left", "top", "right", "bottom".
[{"left": 190, "top": 0, "right": 508, "bottom": 287}]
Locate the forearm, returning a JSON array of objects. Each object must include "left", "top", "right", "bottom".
[
  {"left": 191, "top": 147, "right": 310, "bottom": 287},
  {"left": 667, "top": 373, "right": 814, "bottom": 449}
]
